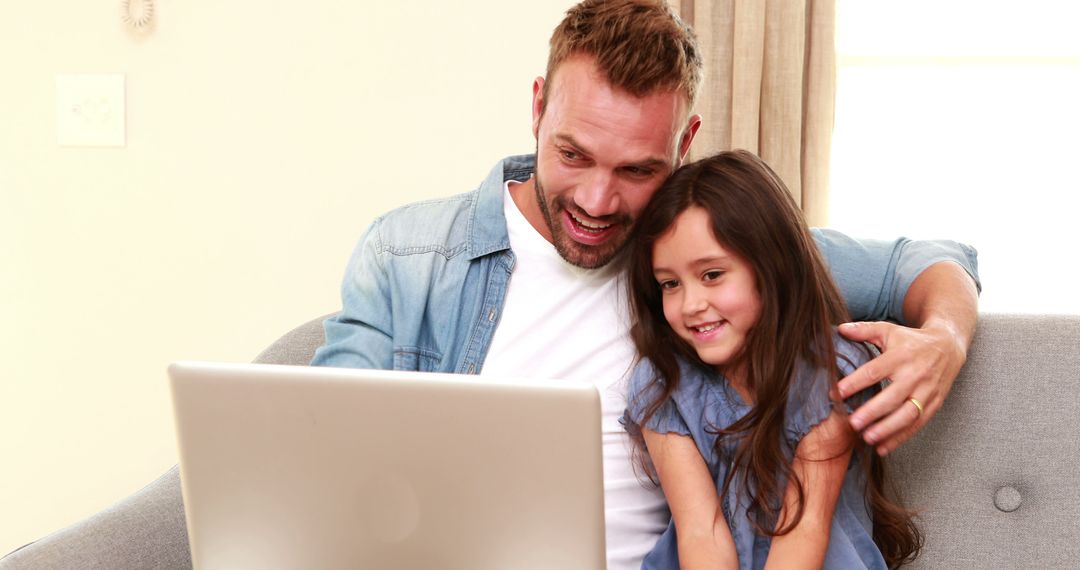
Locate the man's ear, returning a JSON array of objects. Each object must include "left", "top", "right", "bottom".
[
  {"left": 531, "top": 76, "right": 546, "bottom": 139},
  {"left": 677, "top": 114, "right": 702, "bottom": 162}
]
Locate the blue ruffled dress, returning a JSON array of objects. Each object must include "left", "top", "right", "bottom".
[{"left": 622, "top": 335, "right": 888, "bottom": 570}]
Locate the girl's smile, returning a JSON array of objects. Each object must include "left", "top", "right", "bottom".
[{"left": 687, "top": 319, "right": 726, "bottom": 340}]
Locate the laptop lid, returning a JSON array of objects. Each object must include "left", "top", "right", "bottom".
[{"left": 169, "top": 361, "right": 607, "bottom": 570}]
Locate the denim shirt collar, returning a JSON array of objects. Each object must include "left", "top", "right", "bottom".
[{"left": 466, "top": 154, "right": 537, "bottom": 260}]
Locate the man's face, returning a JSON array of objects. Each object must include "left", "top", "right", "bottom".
[{"left": 524, "top": 56, "right": 700, "bottom": 269}]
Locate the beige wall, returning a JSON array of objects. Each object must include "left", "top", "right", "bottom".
[{"left": 0, "top": 0, "right": 576, "bottom": 554}]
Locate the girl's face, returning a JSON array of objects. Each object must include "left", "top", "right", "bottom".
[{"left": 651, "top": 206, "right": 762, "bottom": 372}]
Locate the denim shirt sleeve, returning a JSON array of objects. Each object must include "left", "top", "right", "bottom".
[
  {"left": 310, "top": 220, "right": 394, "bottom": 370},
  {"left": 811, "top": 228, "right": 981, "bottom": 324}
]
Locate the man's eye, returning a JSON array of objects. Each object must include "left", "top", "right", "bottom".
[
  {"left": 560, "top": 149, "right": 582, "bottom": 161},
  {"left": 624, "top": 166, "right": 654, "bottom": 177},
  {"left": 702, "top": 270, "right": 724, "bottom": 281}
]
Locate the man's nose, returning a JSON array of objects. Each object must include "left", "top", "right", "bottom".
[{"left": 574, "top": 171, "right": 619, "bottom": 217}]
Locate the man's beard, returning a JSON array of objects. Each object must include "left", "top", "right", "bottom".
[{"left": 533, "top": 172, "right": 632, "bottom": 269}]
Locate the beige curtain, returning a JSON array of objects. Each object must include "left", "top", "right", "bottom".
[{"left": 676, "top": 0, "right": 836, "bottom": 226}]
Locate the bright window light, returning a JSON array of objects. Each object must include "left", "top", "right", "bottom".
[{"left": 830, "top": 0, "right": 1080, "bottom": 314}]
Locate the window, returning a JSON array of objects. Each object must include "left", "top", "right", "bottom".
[{"left": 830, "top": 1, "right": 1080, "bottom": 314}]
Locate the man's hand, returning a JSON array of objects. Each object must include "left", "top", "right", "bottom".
[{"left": 836, "top": 319, "right": 967, "bottom": 456}]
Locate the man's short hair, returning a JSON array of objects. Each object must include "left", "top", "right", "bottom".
[{"left": 545, "top": 0, "right": 702, "bottom": 109}]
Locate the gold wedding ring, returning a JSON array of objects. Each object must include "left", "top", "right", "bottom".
[{"left": 908, "top": 397, "right": 925, "bottom": 417}]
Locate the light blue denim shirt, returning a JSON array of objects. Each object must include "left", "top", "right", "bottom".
[{"left": 311, "top": 154, "right": 981, "bottom": 373}]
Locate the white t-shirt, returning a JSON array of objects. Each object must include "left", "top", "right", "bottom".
[{"left": 480, "top": 181, "right": 668, "bottom": 570}]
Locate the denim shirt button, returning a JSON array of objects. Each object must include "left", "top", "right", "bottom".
[{"left": 993, "top": 485, "right": 1022, "bottom": 512}]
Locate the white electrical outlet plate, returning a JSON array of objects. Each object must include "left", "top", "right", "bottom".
[{"left": 56, "top": 73, "right": 126, "bottom": 147}]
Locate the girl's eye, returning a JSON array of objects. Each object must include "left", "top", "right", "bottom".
[
  {"left": 702, "top": 270, "right": 724, "bottom": 282},
  {"left": 658, "top": 279, "right": 679, "bottom": 290}
]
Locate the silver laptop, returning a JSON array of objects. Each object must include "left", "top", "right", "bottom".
[{"left": 169, "top": 361, "right": 607, "bottom": 570}]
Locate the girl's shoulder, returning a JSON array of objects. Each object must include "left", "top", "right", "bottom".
[
  {"left": 789, "top": 331, "right": 875, "bottom": 393},
  {"left": 624, "top": 357, "right": 705, "bottom": 437},
  {"left": 832, "top": 331, "right": 876, "bottom": 376},
  {"left": 627, "top": 355, "right": 719, "bottom": 398},
  {"left": 784, "top": 332, "right": 878, "bottom": 445},
  {"left": 625, "top": 355, "right": 744, "bottom": 440}
]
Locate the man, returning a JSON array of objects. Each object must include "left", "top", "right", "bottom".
[
  {"left": 312, "top": 1, "right": 979, "bottom": 568},
  {"left": 0, "top": 1, "right": 977, "bottom": 569}
]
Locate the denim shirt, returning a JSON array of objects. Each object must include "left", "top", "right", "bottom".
[{"left": 311, "top": 154, "right": 980, "bottom": 374}]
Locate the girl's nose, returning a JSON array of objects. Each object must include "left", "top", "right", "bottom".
[{"left": 681, "top": 285, "right": 707, "bottom": 316}]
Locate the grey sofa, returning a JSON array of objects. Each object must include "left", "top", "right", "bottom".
[{"left": 3, "top": 313, "right": 1078, "bottom": 569}]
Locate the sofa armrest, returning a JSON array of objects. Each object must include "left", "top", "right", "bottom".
[{"left": 0, "top": 467, "right": 191, "bottom": 570}]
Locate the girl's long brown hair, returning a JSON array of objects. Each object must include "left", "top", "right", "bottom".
[{"left": 626, "top": 150, "right": 921, "bottom": 567}]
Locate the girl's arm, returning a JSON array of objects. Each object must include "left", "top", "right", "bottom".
[
  {"left": 763, "top": 410, "right": 855, "bottom": 570},
  {"left": 643, "top": 427, "right": 739, "bottom": 569}
]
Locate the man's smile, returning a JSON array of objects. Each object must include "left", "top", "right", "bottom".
[
  {"left": 560, "top": 208, "right": 620, "bottom": 246},
  {"left": 569, "top": 211, "right": 613, "bottom": 232}
]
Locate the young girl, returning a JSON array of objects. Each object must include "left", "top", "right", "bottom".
[{"left": 622, "top": 150, "right": 920, "bottom": 569}]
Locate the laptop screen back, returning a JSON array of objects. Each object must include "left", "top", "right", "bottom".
[{"left": 169, "top": 361, "right": 607, "bottom": 570}]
